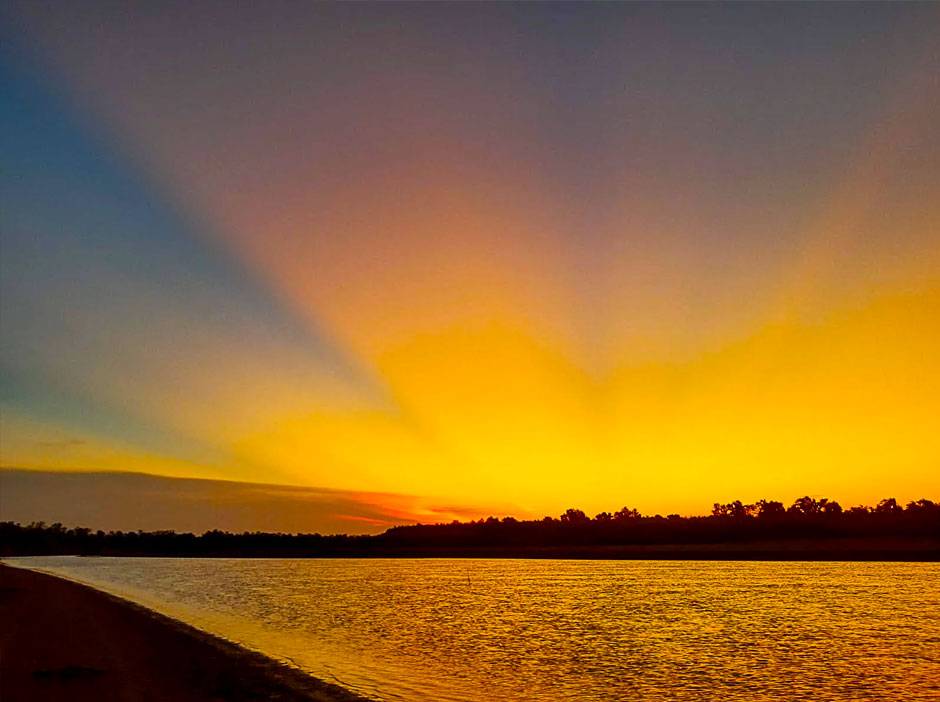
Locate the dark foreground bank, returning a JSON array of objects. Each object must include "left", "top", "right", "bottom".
[{"left": 0, "top": 564, "right": 369, "bottom": 702}]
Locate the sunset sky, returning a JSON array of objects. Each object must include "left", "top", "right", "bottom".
[{"left": 1, "top": 3, "right": 938, "bottom": 532}]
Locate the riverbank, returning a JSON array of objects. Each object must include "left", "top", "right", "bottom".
[
  {"left": 0, "top": 564, "right": 369, "bottom": 702},
  {"left": 365, "top": 537, "right": 940, "bottom": 561},
  {"left": 5, "top": 536, "right": 937, "bottom": 560}
]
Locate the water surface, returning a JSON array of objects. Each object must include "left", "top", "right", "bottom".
[{"left": 11, "top": 557, "right": 939, "bottom": 701}]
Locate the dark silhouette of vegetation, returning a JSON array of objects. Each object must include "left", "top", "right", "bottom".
[{"left": 1, "top": 497, "right": 937, "bottom": 560}]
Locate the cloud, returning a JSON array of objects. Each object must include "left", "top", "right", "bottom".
[{"left": 0, "top": 468, "right": 504, "bottom": 535}]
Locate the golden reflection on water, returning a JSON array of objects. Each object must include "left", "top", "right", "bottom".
[{"left": 14, "top": 557, "right": 940, "bottom": 701}]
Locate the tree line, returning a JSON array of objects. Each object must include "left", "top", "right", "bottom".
[{"left": 1, "top": 496, "right": 937, "bottom": 558}]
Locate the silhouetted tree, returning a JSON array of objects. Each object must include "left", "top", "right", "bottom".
[
  {"left": 560, "top": 508, "right": 589, "bottom": 523},
  {"left": 2, "top": 493, "right": 936, "bottom": 558},
  {"left": 756, "top": 500, "right": 786, "bottom": 518},
  {"left": 875, "top": 498, "right": 903, "bottom": 515},
  {"left": 614, "top": 507, "right": 641, "bottom": 521},
  {"left": 789, "top": 496, "right": 822, "bottom": 516},
  {"left": 711, "top": 500, "right": 756, "bottom": 518},
  {"left": 907, "top": 499, "right": 937, "bottom": 512}
]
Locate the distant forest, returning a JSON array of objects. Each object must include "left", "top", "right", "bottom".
[{"left": 2, "top": 497, "right": 938, "bottom": 560}]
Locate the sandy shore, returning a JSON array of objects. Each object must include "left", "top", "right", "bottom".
[{"left": 0, "top": 564, "right": 371, "bottom": 702}]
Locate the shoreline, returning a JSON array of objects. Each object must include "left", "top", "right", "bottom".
[
  {"left": 0, "top": 563, "right": 371, "bottom": 702},
  {"left": 6, "top": 536, "right": 938, "bottom": 561}
]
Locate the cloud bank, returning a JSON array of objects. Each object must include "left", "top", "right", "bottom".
[{"left": 0, "top": 469, "right": 502, "bottom": 534}]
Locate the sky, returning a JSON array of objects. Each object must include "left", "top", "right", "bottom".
[{"left": 1, "top": 2, "right": 938, "bottom": 532}]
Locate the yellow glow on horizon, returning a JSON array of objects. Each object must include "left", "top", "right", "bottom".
[
  {"left": 187, "top": 282, "right": 940, "bottom": 517},
  {"left": 6, "top": 279, "right": 936, "bottom": 519}
]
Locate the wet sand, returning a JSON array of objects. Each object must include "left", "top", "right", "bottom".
[{"left": 0, "top": 564, "right": 370, "bottom": 702}]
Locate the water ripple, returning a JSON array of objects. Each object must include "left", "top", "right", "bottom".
[{"left": 12, "top": 557, "right": 939, "bottom": 701}]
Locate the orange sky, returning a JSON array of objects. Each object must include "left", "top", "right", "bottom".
[{"left": 1, "top": 3, "right": 938, "bottom": 530}]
